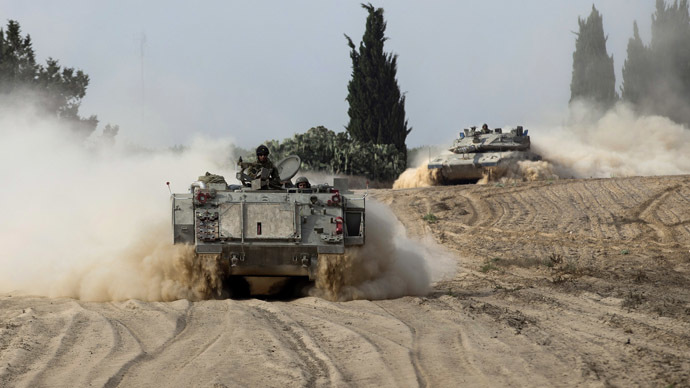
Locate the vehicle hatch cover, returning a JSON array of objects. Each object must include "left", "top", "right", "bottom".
[{"left": 276, "top": 155, "right": 301, "bottom": 181}]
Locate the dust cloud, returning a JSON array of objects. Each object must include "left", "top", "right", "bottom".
[
  {"left": 0, "top": 103, "right": 455, "bottom": 302},
  {"left": 393, "top": 149, "right": 556, "bottom": 188},
  {"left": 56, "top": 226, "right": 223, "bottom": 302},
  {"left": 534, "top": 101, "right": 690, "bottom": 178},
  {"left": 392, "top": 164, "right": 441, "bottom": 189},
  {"left": 394, "top": 101, "right": 690, "bottom": 188},
  {"left": 0, "top": 103, "right": 236, "bottom": 301},
  {"left": 392, "top": 145, "right": 448, "bottom": 189},
  {"left": 311, "top": 200, "right": 457, "bottom": 302},
  {"left": 476, "top": 160, "right": 558, "bottom": 185}
]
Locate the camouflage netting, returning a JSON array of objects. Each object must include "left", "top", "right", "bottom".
[{"left": 263, "top": 126, "right": 406, "bottom": 183}]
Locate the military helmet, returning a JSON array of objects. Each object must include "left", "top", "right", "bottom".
[
  {"left": 256, "top": 145, "right": 269, "bottom": 156},
  {"left": 295, "top": 176, "right": 310, "bottom": 187}
]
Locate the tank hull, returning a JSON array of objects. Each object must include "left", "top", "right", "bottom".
[{"left": 429, "top": 150, "right": 542, "bottom": 183}]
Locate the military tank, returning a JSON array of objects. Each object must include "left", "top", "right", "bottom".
[
  {"left": 427, "top": 125, "right": 542, "bottom": 184},
  {"left": 170, "top": 155, "right": 365, "bottom": 295}
]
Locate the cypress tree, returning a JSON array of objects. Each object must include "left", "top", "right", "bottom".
[
  {"left": 345, "top": 3, "right": 411, "bottom": 154},
  {"left": 621, "top": 0, "right": 690, "bottom": 125},
  {"left": 621, "top": 22, "right": 651, "bottom": 104},
  {"left": 570, "top": 5, "right": 618, "bottom": 108}
]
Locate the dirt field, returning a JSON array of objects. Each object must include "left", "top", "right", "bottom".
[{"left": 1, "top": 175, "right": 689, "bottom": 387}]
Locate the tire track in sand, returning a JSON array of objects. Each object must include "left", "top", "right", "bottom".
[
  {"left": 288, "top": 299, "right": 422, "bottom": 387},
  {"left": 250, "top": 302, "right": 341, "bottom": 388},
  {"left": 26, "top": 304, "right": 125, "bottom": 388},
  {"left": 103, "top": 301, "right": 191, "bottom": 388}
]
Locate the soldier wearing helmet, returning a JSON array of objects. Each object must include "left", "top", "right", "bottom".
[
  {"left": 247, "top": 145, "right": 281, "bottom": 188},
  {"left": 295, "top": 176, "right": 311, "bottom": 189}
]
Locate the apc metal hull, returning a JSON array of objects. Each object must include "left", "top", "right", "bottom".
[{"left": 172, "top": 186, "right": 365, "bottom": 280}]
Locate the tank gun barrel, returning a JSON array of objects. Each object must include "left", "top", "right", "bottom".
[{"left": 450, "top": 144, "right": 479, "bottom": 154}]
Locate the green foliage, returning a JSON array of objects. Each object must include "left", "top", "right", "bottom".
[
  {"left": 480, "top": 258, "right": 501, "bottom": 273},
  {"left": 406, "top": 146, "right": 427, "bottom": 168},
  {"left": 264, "top": 126, "right": 406, "bottom": 182},
  {"left": 0, "top": 20, "right": 99, "bottom": 138},
  {"left": 98, "top": 124, "right": 119, "bottom": 146},
  {"left": 622, "top": 22, "right": 651, "bottom": 104},
  {"left": 621, "top": 0, "right": 690, "bottom": 125},
  {"left": 422, "top": 213, "right": 438, "bottom": 224},
  {"left": 344, "top": 3, "right": 410, "bottom": 177},
  {"left": 570, "top": 5, "right": 618, "bottom": 108},
  {"left": 0, "top": 20, "right": 36, "bottom": 88}
]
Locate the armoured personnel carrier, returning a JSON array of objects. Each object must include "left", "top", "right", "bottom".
[
  {"left": 170, "top": 155, "right": 365, "bottom": 294},
  {"left": 427, "top": 125, "right": 542, "bottom": 184}
]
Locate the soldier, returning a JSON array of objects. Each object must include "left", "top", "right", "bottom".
[
  {"left": 481, "top": 123, "right": 490, "bottom": 133},
  {"left": 295, "top": 176, "right": 311, "bottom": 189},
  {"left": 247, "top": 145, "right": 281, "bottom": 188}
]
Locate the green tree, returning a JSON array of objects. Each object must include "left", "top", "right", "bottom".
[
  {"left": 570, "top": 5, "right": 618, "bottom": 108},
  {"left": 345, "top": 3, "right": 411, "bottom": 154},
  {"left": 0, "top": 20, "right": 37, "bottom": 89},
  {"left": 621, "top": 22, "right": 651, "bottom": 104},
  {"left": 621, "top": 0, "right": 690, "bottom": 125},
  {"left": 0, "top": 19, "right": 98, "bottom": 138},
  {"left": 650, "top": 0, "right": 690, "bottom": 66}
]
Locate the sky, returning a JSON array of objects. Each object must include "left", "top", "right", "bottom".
[{"left": 1, "top": 0, "right": 658, "bottom": 149}]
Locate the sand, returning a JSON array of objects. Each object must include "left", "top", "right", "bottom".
[{"left": 1, "top": 174, "right": 689, "bottom": 387}]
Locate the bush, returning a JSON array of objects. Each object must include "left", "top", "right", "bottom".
[{"left": 264, "top": 126, "right": 406, "bottom": 182}]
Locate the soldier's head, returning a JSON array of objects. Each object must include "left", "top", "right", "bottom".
[
  {"left": 295, "top": 176, "right": 310, "bottom": 189},
  {"left": 256, "top": 145, "right": 269, "bottom": 162}
]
